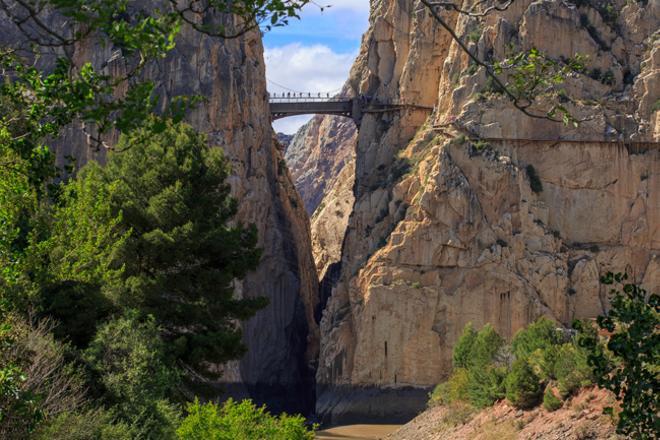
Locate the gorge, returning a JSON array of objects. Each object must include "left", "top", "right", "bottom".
[{"left": 1, "top": 0, "right": 657, "bottom": 437}]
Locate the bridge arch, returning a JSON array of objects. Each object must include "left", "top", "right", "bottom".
[{"left": 269, "top": 96, "right": 363, "bottom": 126}]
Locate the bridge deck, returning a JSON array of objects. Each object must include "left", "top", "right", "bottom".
[{"left": 270, "top": 100, "right": 354, "bottom": 121}]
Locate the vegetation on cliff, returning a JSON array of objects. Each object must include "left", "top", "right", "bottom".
[
  {"left": 0, "top": 0, "right": 317, "bottom": 438},
  {"left": 429, "top": 274, "right": 659, "bottom": 439}
]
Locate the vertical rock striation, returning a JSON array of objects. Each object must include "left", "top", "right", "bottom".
[{"left": 313, "top": 0, "right": 659, "bottom": 424}]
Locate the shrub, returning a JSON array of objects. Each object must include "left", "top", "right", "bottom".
[
  {"left": 468, "top": 324, "right": 504, "bottom": 369},
  {"left": 0, "top": 317, "right": 86, "bottom": 439},
  {"left": 453, "top": 323, "right": 477, "bottom": 369},
  {"left": 505, "top": 359, "right": 543, "bottom": 409},
  {"left": 429, "top": 368, "right": 470, "bottom": 406},
  {"left": 576, "top": 272, "right": 659, "bottom": 439},
  {"left": 176, "top": 399, "right": 315, "bottom": 440},
  {"left": 467, "top": 365, "right": 507, "bottom": 408},
  {"left": 512, "top": 317, "right": 562, "bottom": 362},
  {"left": 543, "top": 387, "right": 563, "bottom": 412},
  {"left": 554, "top": 343, "right": 593, "bottom": 398},
  {"left": 83, "top": 314, "right": 180, "bottom": 439},
  {"left": 526, "top": 165, "right": 543, "bottom": 193},
  {"left": 34, "top": 408, "right": 132, "bottom": 440}
]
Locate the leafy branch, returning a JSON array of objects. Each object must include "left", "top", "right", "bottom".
[{"left": 420, "top": 0, "right": 585, "bottom": 125}]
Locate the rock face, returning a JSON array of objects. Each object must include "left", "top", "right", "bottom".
[
  {"left": 286, "top": 114, "right": 358, "bottom": 281},
  {"left": 313, "top": 0, "right": 660, "bottom": 424},
  {"left": 286, "top": 115, "right": 357, "bottom": 215},
  {"left": 0, "top": 7, "right": 319, "bottom": 415}
]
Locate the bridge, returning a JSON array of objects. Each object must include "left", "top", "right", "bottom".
[{"left": 268, "top": 94, "right": 428, "bottom": 127}]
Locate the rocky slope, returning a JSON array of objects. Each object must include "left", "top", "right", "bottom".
[
  {"left": 0, "top": 6, "right": 319, "bottom": 415},
  {"left": 312, "top": 0, "right": 659, "bottom": 424},
  {"left": 388, "top": 388, "right": 621, "bottom": 440}
]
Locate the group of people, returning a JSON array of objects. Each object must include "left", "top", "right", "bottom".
[{"left": 268, "top": 92, "right": 331, "bottom": 98}]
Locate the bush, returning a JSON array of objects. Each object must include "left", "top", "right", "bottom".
[
  {"left": 512, "top": 317, "right": 563, "bottom": 360},
  {"left": 505, "top": 359, "right": 543, "bottom": 409},
  {"left": 543, "top": 387, "right": 562, "bottom": 412},
  {"left": 553, "top": 343, "right": 593, "bottom": 398},
  {"left": 34, "top": 408, "right": 132, "bottom": 440},
  {"left": 429, "top": 368, "right": 470, "bottom": 406},
  {"left": 0, "top": 317, "right": 86, "bottom": 439},
  {"left": 83, "top": 314, "right": 180, "bottom": 439},
  {"left": 467, "top": 365, "right": 507, "bottom": 408},
  {"left": 468, "top": 324, "right": 505, "bottom": 368},
  {"left": 176, "top": 399, "right": 315, "bottom": 440},
  {"left": 453, "top": 323, "right": 477, "bottom": 369}
]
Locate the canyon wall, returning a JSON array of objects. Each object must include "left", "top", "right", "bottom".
[
  {"left": 311, "top": 0, "right": 659, "bottom": 424},
  {"left": 0, "top": 6, "right": 319, "bottom": 414}
]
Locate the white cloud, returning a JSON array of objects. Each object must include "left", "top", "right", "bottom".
[
  {"left": 265, "top": 43, "right": 356, "bottom": 133},
  {"left": 272, "top": 115, "right": 314, "bottom": 134}
]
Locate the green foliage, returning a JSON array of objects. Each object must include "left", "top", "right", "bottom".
[
  {"left": 429, "top": 368, "right": 470, "bottom": 406},
  {"left": 84, "top": 314, "right": 179, "bottom": 439},
  {"left": 54, "top": 120, "right": 267, "bottom": 375},
  {"left": 176, "top": 398, "right": 316, "bottom": 440},
  {"left": 467, "top": 365, "right": 507, "bottom": 408},
  {"left": 525, "top": 165, "right": 543, "bottom": 193},
  {"left": 493, "top": 49, "right": 586, "bottom": 126},
  {"left": 512, "top": 317, "right": 563, "bottom": 359},
  {"left": 453, "top": 323, "right": 477, "bottom": 369},
  {"left": 34, "top": 408, "right": 132, "bottom": 440},
  {"left": 542, "top": 386, "right": 562, "bottom": 412},
  {"left": 505, "top": 359, "right": 543, "bottom": 409},
  {"left": 553, "top": 343, "right": 594, "bottom": 398},
  {"left": 0, "top": 316, "right": 87, "bottom": 439},
  {"left": 576, "top": 272, "right": 659, "bottom": 439},
  {"left": 467, "top": 324, "right": 504, "bottom": 368}
]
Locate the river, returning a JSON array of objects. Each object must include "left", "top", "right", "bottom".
[{"left": 315, "top": 424, "right": 401, "bottom": 440}]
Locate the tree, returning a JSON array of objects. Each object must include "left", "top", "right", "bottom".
[
  {"left": 576, "top": 272, "right": 659, "bottom": 439},
  {"left": 53, "top": 120, "right": 267, "bottom": 375},
  {"left": 83, "top": 313, "right": 180, "bottom": 439},
  {"left": 453, "top": 322, "right": 477, "bottom": 369},
  {"left": 505, "top": 358, "right": 543, "bottom": 410}
]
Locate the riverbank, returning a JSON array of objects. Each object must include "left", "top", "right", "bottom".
[{"left": 316, "top": 424, "right": 401, "bottom": 440}]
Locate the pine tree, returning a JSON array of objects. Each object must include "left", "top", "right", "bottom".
[{"left": 51, "top": 119, "right": 267, "bottom": 376}]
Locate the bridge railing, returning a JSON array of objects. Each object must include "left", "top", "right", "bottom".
[{"left": 268, "top": 94, "right": 352, "bottom": 103}]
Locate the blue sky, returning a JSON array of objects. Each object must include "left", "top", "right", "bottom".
[{"left": 263, "top": 1, "right": 370, "bottom": 133}]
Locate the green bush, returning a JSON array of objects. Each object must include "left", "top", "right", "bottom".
[
  {"left": 467, "top": 365, "right": 507, "bottom": 408},
  {"left": 505, "top": 359, "right": 543, "bottom": 409},
  {"left": 429, "top": 368, "right": 470, "bottom": 406},
  {"left": 84, "top": 314, "right": 180, "bottom": 439},
  {"left": 468, "top": 324, "right": 504, "bottom": 368},
  {"left": 512, "top": 317, "right": 562, "bottom": 360},
  {"left": 453, "top": 323, "right": 477, "bottom": 369},
  {"left": 34, "top": 408, "right": 132, "bottom": 440},
  {"left": 554, "top": 343, "right": 593, "bottom": 398},
  {"left": 542, "top": 387, "right": 562, "bottom": 412},
  {"left": 176, "top": 399, "right": 315, "bottom": 440}
]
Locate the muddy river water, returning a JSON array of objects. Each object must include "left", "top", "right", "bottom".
[{"left": 315, "top": 424, "right": 402, "bottom": 440}]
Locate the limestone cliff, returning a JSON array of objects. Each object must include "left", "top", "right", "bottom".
[
  {"left": 314, "top": 0, "right": 659, "bottom": 423},
  {"left": 0, "top": 7, "right": 319, "bottom": 414},
  {"left": 286, "top": 114, "right": 357, "bottom": 281}
]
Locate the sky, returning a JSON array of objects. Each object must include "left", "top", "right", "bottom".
[{"left": 263, "top": 1, "right": 370, "bottom": 134}]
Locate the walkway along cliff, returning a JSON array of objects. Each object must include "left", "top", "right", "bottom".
[{"left": 278, "top": 0, "right": 660, "bottom": 424}]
